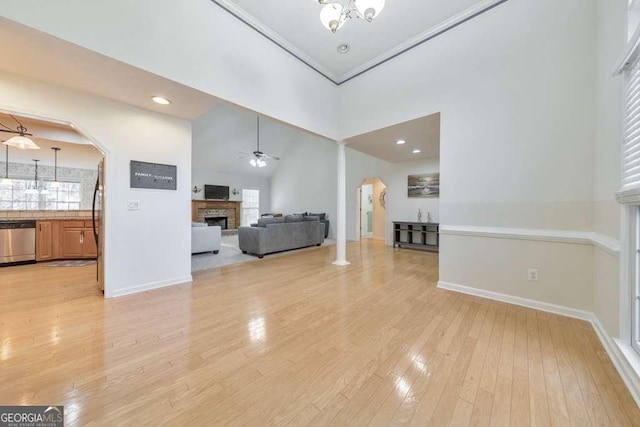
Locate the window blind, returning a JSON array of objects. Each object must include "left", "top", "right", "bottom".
[{"left": 623, "top": 53, "right": 640, "bottom": 191}]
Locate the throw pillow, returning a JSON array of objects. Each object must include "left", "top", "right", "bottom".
[
  {"left": 308, "top": 212, "right": 326, "bottom": 221},
  {"left": 257, "top": 217, "right": 285, "bottom": 227}
]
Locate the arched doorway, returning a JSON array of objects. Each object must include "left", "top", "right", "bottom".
[{"left": 357, "top": 177, "right": 387, "bottom": 242}]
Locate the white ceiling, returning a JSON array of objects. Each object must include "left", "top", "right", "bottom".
[
  {"left": 346, "top": 113, "right": 440, "bottom": 163},
  {"left": 193, "top": 103, "right": 320, "bottom": 178},
  {"left": 0, "top": 18, "right": 219, "bottom": 120},
  {"left": 215, "top": 0, "right": 502, "bottom": 83},
  {"left": 0, "top": 113, "right": 103, "bottom": 169}
]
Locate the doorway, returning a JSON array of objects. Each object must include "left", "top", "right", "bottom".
[
  {"left": 0, "top": 111, "right": 106, "bottom": 297},
  {"left": 358, "top": 178, "right": 387, "bottom": 241}
]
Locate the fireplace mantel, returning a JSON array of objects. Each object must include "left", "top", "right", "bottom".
[{"left": 192, "top": 200, "right": 242, "bottom": 230}]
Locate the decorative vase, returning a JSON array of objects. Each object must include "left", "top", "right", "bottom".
[{"left": 417, "top": 208, "right": 423, "bottom": 223}]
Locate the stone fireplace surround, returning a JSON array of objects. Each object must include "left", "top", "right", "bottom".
[{"left": 192, "top": 200, "right": 242, "bottom": 230}]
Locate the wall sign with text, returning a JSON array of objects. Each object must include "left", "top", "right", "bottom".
[{"left": 130, "top": 160, "right": 177, "bottom": 190}]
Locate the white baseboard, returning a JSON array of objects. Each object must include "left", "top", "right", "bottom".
[
  {"left": 109, "top": 275, "right": 193, "bottom": 298},
  {"left": 591, "top": 318, "right": 640, "bottom": 407},
  {"left": 437, "top": 281, "right": 592, "bottom": 320},
  {"left": 438, "top": 280, "right": 640, "bottom": 407}
]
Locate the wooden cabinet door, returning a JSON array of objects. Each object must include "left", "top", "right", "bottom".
[
  {"left": 61, "top": 229, "right": 83, "bottom": 258},
  {"left": 36, "top": 221, "right": 53, "bottom": 261},
  {"left": 83, "top": 228, "right": 98, "bottom": 258}
]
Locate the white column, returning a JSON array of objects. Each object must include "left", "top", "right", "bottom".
[{"left": 333, "top": 141, "right": 350, "bottom": 266}]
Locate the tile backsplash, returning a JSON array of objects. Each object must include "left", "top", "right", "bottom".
[{"left": 0, "top": 210, "right": 93, "bottom": 219}]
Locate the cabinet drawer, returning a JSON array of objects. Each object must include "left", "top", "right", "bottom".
[{"left": 61, "top": 220, "right": 85, "bottom": 228}]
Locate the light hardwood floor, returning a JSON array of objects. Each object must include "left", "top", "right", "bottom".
[{"left": 0, "top": 241, "right": 638, "bottom": 426}]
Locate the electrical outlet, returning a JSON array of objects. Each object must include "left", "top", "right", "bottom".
[
  {"left": 528, "top": 268, "right": 540, "bottom": 282},
  {"left": 127, "top": 200, "right": 140, "bottom": 210}
]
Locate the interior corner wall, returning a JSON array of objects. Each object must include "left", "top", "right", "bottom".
[
  {"left": 592, "top": 0, "right": 626, "bottom": 337},
  {"left": 0, "top": 71, "right": 193, "bottom": 297},
  {"left": 0, "top": 0, "right": 340, "bottom": 140},
  {"left": 338, "top": 0, "right": 598, "bottom": 311}
]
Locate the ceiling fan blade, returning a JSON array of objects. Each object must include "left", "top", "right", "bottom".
[{"left": 262, "top": 154, "right": 280, "bottom": 160}]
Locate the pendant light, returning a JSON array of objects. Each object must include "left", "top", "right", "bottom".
[
  {"left": 1, "top": 144, "right": 11, "bottom": 186},
  {"left": 25, "top": 159, "right": 48, "bottom": 195},
  {"left": 0, "top": 115, "right": 40, "bottom": 150},
  {"left": 51, "top": 147, "right": 61, "bottom": 188}
]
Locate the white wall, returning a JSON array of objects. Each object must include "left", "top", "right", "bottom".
[
  {"left": 592, "top": 0, "right": 627, "bottom": 336},
  {"left": 0, "top": 0, "right": 339, "bottom": 140},
  {"left": 0, "top": 71, "right": 192, "bottom": 297},
  {"left": 338, "top": 0, "right": 598, "bottom": 311},
  {"left": 270, "top": 135, "right": 339, "bottom": 237}
]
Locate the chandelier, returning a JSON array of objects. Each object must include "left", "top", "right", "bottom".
[{"left": 316, "top": 0, "right": 386, "bottom": 33}]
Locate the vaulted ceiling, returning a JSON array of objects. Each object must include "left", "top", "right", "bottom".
[{"left": 213, "top": 0, "right": 507, "bottom": 83}]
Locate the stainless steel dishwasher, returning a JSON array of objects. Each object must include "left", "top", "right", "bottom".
[{"left": 0, "top": 220, "right": 36, "bottom": 266}]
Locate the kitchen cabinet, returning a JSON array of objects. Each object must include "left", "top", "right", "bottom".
[
  {"left": 33, "top": 219, "right": 99, "bottom": 261},
  {"left": 36, "top": 221, "right": 54, "bottom": 261},
  {"left": 60, "top": 221, "right": 98, "bottom": 259},
  {"left": 61, "top": 228, "right": 84, "bottom": 258}
]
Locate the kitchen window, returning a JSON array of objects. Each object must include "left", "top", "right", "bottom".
[{"left": 0, "top": 179, "right": 81, "bottom": 210}]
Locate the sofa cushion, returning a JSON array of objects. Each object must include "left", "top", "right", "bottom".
[
  {"left": 308, "top": 212, "right": 326, "bottom": 221},
  {"left": 257, "top": 217, "right": 285, "bottom": 227},
  {"left": 285, "top": 214, "right": 304, "bottom": 223},
  {"left": 304, "top": 215, "right": 320, "bottom": 222}
]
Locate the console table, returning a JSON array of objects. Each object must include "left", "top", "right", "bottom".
[{"left": 393, "top": 222, "right": 439, "bottom": 252}]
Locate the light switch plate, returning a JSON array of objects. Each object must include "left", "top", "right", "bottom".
[{"left": 127, "top": 200, "right": 140, "bottom": 210}]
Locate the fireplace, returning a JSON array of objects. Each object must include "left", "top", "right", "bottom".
[
  {"left": 192, "top": 200, "right": 241, "bottom": 230},
  {"left": 205, "top": 216, "right": 228, "bottom": 230}
]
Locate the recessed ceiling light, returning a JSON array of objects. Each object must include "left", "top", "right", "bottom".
[
  {"left": 337, "top": 43, "right": 350, "bottom": 54},
  {"left": 152, "top": 96, "right": 171, "bottom": 105},
  {"left": 396, "top": 140, "right": 406, "bottom": 145},
  {"left": 412, "top": 149, "right": 421, "bottom": 154}
]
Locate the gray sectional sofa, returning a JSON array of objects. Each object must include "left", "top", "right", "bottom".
[{"left": 238, "top": 215, "right": 325, "bottom": 258}]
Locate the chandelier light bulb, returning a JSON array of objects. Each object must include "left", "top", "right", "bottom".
[
  {"left": 50, "top": 181, "right": 60, "bottom": 189},
  {"left": 250, "top": 159, "right": 257, "bottom": 167},
  {"left": 354, "top": 0, "right": 385, "bottom": 21},
  {"left": 320, "top": 3, "right": 344, "bottom": 33}
]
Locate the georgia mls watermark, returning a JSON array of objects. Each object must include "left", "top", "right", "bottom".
[{"left": 0, "top": 406, "right": 63, "bottom": 427}]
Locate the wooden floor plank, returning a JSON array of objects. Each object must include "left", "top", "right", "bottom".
[{"left": 0, "top": 240, "right": 637, "bottom": 426}]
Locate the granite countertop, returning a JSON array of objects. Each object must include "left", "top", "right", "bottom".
[
  {"left": 0, "top": 210, "right": 94, "bottom": 221},
  {"left": 1, "top": 217, "right": 94, "bottom": 221}
]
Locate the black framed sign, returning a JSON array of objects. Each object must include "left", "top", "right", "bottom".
[{"left": 130, "top": 160, "right": 177, "bottom": 190}]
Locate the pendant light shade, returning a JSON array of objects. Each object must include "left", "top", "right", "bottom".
[{"left": 3, "top": 135, "right": 39, "bottom": 150}]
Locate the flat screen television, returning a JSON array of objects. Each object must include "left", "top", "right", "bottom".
[{"left": 204, "top": 185, "right": 229, "bottom": 200}]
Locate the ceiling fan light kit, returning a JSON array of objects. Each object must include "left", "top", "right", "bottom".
[
  {"left": 242, "top": 117, "right": 280, "bottom": 168},
  {"left": 316, "top": 0, "right": 385, "bottom": 33}
]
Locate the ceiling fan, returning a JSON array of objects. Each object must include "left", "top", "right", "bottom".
[{"left": 239, "top": 117, "right": 280, "bottom": 168}]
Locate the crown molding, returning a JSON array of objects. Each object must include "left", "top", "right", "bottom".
[
  {"left": 211, "top": 0, "right": 341, "bottom": 84},
  {"left": 338, "top": 0, "right": 510, "bottom": 84},
  {"left": 210, "top": 0, "right": 511, "bottom": 85}
]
